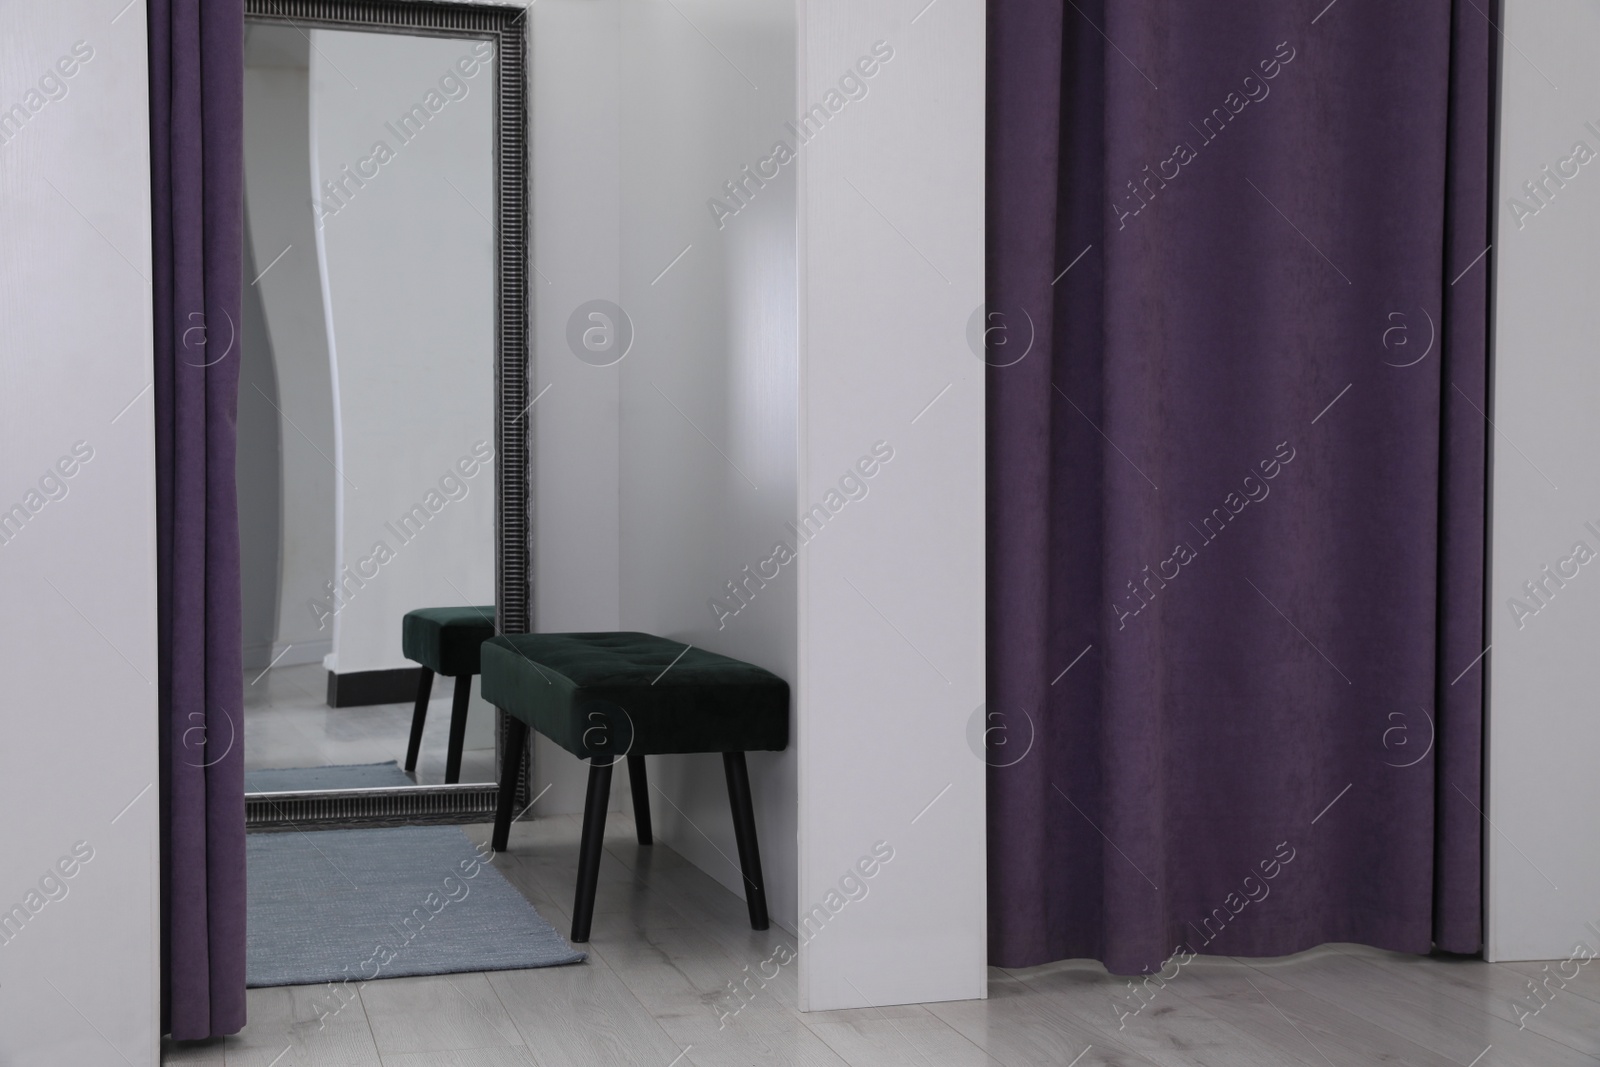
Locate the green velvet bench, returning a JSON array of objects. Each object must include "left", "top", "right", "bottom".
[
  {"left": 482, "top": 632, "right": 789, "bottom": 942},
  {"left": 401, "top": 606, "right": 497, "bottom": 784}
]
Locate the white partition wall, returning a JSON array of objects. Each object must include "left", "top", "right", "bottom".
[
  {"left": 1487, "top": 0, "right": 1600, "bottom": 960},
  {"left": 616, "top": 0, "right": 802, "bottom": 935},
  {"left": 0, "top": 1, "right": 159, "bottom": 1062},
  {"left": 794, "top": 0, "right": 988, "bottom": 1009}
]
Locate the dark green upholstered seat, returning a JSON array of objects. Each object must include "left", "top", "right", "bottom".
[
  {"left": 480, "top": 632, "right": 789, "bottom": 759},
  {"left": 486, "top": 631, "right": 786, "bottom": 941},
  {"left": 402, "top": 606, "right": 497, "bottom": 677}
]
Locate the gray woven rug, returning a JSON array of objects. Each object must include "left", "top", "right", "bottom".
[
  {"left": 247, "top": 825, "right": 584, "bottom": 987},
  {"left": 245, "top": 760, "right": 415, "bottom": 792}
]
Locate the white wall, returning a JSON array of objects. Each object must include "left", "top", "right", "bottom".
[
  {"left": 310, "top": 29, "right": 497, "bottom": 677},
  {"left": 795, "top": 0, "right": 987, "bottom": 1009},
  {"left": 526, "top": 0, "right": 627, "bottom": 816},
  {"left": 1486, "top": 0, "right": 1600, "bottom": 961},
  {"left": 0, "top": 1, "right": 159, "bottom": 1062},
  {"left": 616, "top": 0, "right": 801, "bottom": 930},
  {"left": 242, "top": 34, "right": 338, "bottom": 669}
]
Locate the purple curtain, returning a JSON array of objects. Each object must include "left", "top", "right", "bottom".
[
  {"left": 986, "top": 0, "right": 1493, "bottom": 974},
  {"left": 151, "top": 0, "right": 247, "bottom": 1038}
]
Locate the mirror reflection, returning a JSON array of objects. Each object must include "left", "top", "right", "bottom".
[{"left": 237, "top": 23, "right": 498, "bottom": 792}]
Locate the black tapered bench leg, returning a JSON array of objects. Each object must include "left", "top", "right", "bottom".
[
  {"left": 404, "top": 667, "right": 435, "bottom": 773},
  {"left": 626, "top": 754, "right": 652, "bottom": 846},
  {"left": 445, "top": 673, "right": 473, "bottom": 784},
  {"left": 722, "top": 751, "right": 769, "bottom": 931},
  {"left": 571, "top": 759, "right": 614, "bottom": 943},
  {"left": 491, "top": 715, "right": 528, "bottom": 852}
]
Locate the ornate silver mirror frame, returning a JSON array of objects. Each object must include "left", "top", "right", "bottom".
[{"left": 241, "top": 0, "right": 528, "bottom": 830}]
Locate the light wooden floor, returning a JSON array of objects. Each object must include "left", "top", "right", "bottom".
[
  {"left": 164, "top": 811, "right": 1600, "bottom": 1066},
  {"left": 243, "top": 663, "right": 496, "bottom": 786}
]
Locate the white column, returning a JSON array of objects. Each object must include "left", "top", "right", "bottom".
[
  {"left": 1487, "top": 0, "right": 1600, "bottom": 961},
  {"left": 0, "top": 2, "right": 160, "bottom": 1061},
  {"left": 795, "top": 0, "right": 988, "bottom": 1010}
]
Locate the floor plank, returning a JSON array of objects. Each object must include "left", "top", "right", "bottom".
[
  {"left": 1344, "top": 949, "right": 1600, "bottom": 1061},
  {"left": 585, "top": 921, "right": 845, "bottom": 1067},
  {"left": 488, "top": 954, "right": 683, "bottom": 1067},
  {"left": 159, "top": 1037, "right": 226, "bottom": 1065},
  {"left": 380, "top": 1049, "right": 539, "bottom": 1067},
  {"left": 224, "top": 983, "right": 382, "bottom": 1066},
  {"left": 1003, "top": 958, "right": 1326, "bottom": 1067},
  {"left": 930, "top": 970, "right": 1155, "bottom": 1067},
  {"left": 1169, "top": 955, "right": 1466, "bottom": 1067},
  {"left": 359, "top": 972, "right": 524, "bottom": 1056},
  {"left": 802, "top": 1003, "right": 1004, "bottom": 1066},
  {"left": 1503, "top": 953, "right": 1600, "bottom": 1009},
  {"left": 1248, "top": 946, "right": 1597, "bottom": 1067}
]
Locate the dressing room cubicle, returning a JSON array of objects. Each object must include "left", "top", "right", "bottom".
[{"left": 524, "top": 0, "right": 986, "bottom": 1011}]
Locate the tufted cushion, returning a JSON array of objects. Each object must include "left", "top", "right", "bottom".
[
  {"left": 480, "top": 632, "right": 790, "bottom": 759},
  {"left": 402, "top": 606, "right": 497, "bottom": 677}
]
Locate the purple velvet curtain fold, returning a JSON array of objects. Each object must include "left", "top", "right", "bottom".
[
  {"left": 151, "top": 0, "right": 247, "bottom": 1039},
  {"left": 986, "top": 0, "right": 1494, "bottom": 974}
]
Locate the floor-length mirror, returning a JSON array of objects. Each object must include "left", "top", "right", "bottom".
[{"left": 238, "top": 8, "right": 518, "bottom": 816}]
